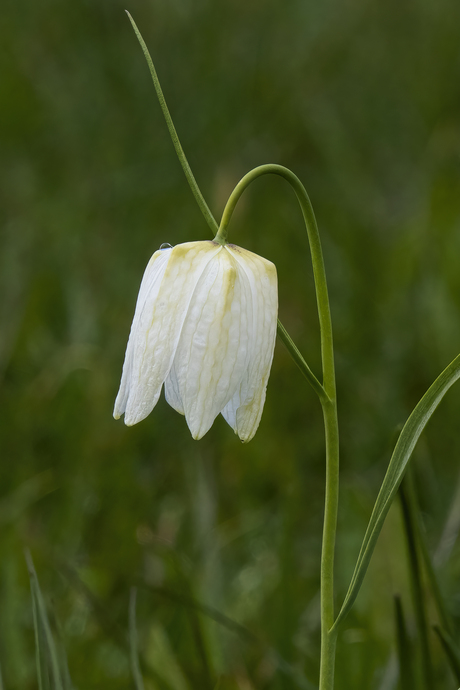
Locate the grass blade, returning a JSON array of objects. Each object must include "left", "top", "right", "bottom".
[
  {"left": 28, "top": 552, "right": 47, "bottom": 690},
  {"left": 399, "top": 473, "right": 433, "bottom": 689},
  {"left": 433, "top": 625, "right": 460, "bottom": 684},
  {"left": 50, "top": 605, "right": 73, "bottom": 690},
  {"left": 25, "top": 551, "right": 64, "bottom": 690},
  {"left": 394, "top": 595, "right": 416, "bottom": 689},
  {"left": 129, "top": 588, "right": 145, "bottom": 690},
  {"left": 333, "top": 352, "right": 460, "bottom": 631},
  {"left": 412, "top": 492, "right": 454, "bottom": 637}
]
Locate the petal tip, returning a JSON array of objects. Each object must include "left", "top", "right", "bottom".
[
  {"left": 191, "top": 426, "right": 207, "bottom": 440},
  {"left": 237, "top": 432, "right": 252, "bottom": 444}
]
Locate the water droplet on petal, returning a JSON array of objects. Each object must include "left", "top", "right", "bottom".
[{"left": 159, "top": 242, "right": 173, "bottom": 250}]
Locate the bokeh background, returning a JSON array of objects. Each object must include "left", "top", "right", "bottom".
[{"left": 1, "top": 0, "right": 460, "bottom": 687}]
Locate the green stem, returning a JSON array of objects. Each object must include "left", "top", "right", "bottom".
[
  {"left": 218, "top": 164, "right": 339, "bottom": 690},
  {"left": 217, "top": 165, "right": 336, "bottom": 395},
  {"left": 320, "top": 399, "right": 340, "bottom": 690}
]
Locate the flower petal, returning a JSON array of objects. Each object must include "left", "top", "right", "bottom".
[
  {"left": 114, "top": 247, "right": 171, "bottom": 420},
  {"left": 172, "top": 246, "right": 253, "bottom": 440},
  {"left": 116, "top": 241, "right": 220, "bottom": 425},
  {"left": 221, "top": 245, "right": 277, "bottom": 442},
  {"left": 164, "top": 359, "right": 184, "bottom": 415}
]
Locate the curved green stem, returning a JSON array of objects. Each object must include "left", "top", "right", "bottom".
[
  {"left": 217, "top": 165, "right": 336, "bottom": 398},
  {"left": 218, "top": 164, "right": 339, "bottom": 690}
]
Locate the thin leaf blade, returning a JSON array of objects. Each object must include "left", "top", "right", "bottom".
[
  {"left": 433, "top": 625, "right": 460, "bottom": 684},
  {"left": 333, "top": 353, "right": 460, "bottom": 631},
  {"left": 394, "top": 595, "right": 416, "bottom": 689},
  {"left": 25, "top": 551, "right": 64, "bottom": 690},
  {"left": 129, "top": 588, "right": 145, "bottom": 690}
]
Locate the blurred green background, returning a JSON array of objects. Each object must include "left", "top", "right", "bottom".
[{"left": 1, "top": 0, "right": 460, "bottom": 687}]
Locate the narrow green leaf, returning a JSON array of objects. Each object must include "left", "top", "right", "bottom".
[
  {"left": 333, "top": 353, "right": 460, "bottom": 631},
  {"left": 50, "top": 605, "right": 73, "bottom": 690},
  {"left": 410, "top": 482, "right": 454, "bottom": 636},
  {"left": 129, "top": 588, "right": 145, "bottom": 690},
  {"left": 27, "top": 551, "right": 47, "bottom": 690},
  {"left": 277, "top": 320, "right": 328, "bottom": 403},
  {"left": 433, "top": 625, "right": 460, "bottom": 684},
  {"left": 125, "top": 11, "right": 218, "bottom": 236},
  {"left": 399, "top": 473, "right": 433, "bottom": 690},
  {"left": 25, "top": 551, "right": 64, "bottom": 690},
  {"left": 394, "top": 595, "right": 416, "bottom": 689},
  {"left": 174, "top": 571, "right": 214, "bottom": 689}
]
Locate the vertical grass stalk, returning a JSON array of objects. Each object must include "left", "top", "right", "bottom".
[
  {"left": 433, "top": 625, "right": 460, "bottom": 683},
  {"left": 394, "top": 595, "right": 416, "bottom": 688},
  {"left": 25, "top": 550, "right": 65, "bottom": 690},
  {"left": 399, "top": 472, "right": 433, "bottom": 690},
  {"left": 129, "top": 588, "right": 145, "bottom": 690}
]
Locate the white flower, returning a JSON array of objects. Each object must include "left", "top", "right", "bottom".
[{"left": 114, "top": 240, "right": 278, "bottom": 442}]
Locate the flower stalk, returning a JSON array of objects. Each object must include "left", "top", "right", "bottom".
[
  {"left": 217, "top": 163, "right": 340, "bottom": 689},
  {"left": 126, "top": 16, "right": 340, "bottom": 686}
]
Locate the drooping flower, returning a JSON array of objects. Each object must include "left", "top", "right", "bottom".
[{"left": 113, "top": 240, "right": 278, "bottom": 442}]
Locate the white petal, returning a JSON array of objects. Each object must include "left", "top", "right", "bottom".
[
  {"left": 114, "top": 248, "right": 171, "bottom": 420},
  {"left": 221, "top": 245, "right": 277, "bottom": 442},
  {"left": 172, "top": 246, "right": 253, "bottom": 440},
  {"left": 115, "top": 241, "right": 220, "bottom": 425},
  {"left": 164, "top": 359, "right": 184, "bottom": 415}
]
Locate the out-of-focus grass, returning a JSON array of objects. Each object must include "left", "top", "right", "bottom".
[{"left": 1, "top": 0, "right": 460, "bottom": 687}]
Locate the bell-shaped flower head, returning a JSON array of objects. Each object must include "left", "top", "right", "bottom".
[{"left": 114, "top": 240, "right": 278, "bottom": 442}]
